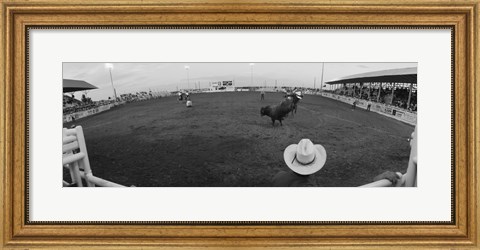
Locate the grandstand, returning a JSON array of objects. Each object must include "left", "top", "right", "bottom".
[
  {"left": 325, "top": 67, "right": 417, "bottom": 111},
  {"left": 63, "top": 79, "right": 115, "bottom": 122}
]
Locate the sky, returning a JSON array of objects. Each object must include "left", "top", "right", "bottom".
[{"left": 63, "top": 62, "right": 417, "bottom": 101}]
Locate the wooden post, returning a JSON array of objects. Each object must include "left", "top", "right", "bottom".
[
  {"left": 368, "top": 82, "right": 371, "bottom": 99},
  {"left": 360, "top": 83, "right": 364, "bottom": 98},
  {"left": 407, "top": 82, "right": 413, "bottom": 108},
  {"left": 390, "top": 83, "right": 395, "bottom": 105},
  {"left": 377, "top": 82, "right": 382, "bottom": 102}
]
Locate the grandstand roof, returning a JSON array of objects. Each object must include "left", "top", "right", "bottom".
[
  {"left": 63, "top": 79, "right": 98, "bottom": 93},
  {"left": 325, "top": 67, "right": 417, "bottom": 85}
]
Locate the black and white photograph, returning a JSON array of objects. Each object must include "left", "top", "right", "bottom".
[
  {"left": 5, "top": 0, "right": 477, "bottom": 246},
  {"left": 62, "top": 62, "right": 417, "bottom": 187}
]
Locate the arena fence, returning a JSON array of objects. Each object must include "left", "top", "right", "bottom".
[
  {"left": 359, "top": 167, "right": 417, "bottom": 187},
  {"left": 63, "top": 104, "right": 113, "bottom": 123},
  {"left": 315, "top": 92, "right": 417, "bottom": 126},
  {"left": 63, "top": 101, "right": 129, "bottom": 123},
  {"left": 63, "top": 126, "right": 125, "bottom": 187},
  {"left": 360, "top": 172, "right": 405, "bottom": 187}
]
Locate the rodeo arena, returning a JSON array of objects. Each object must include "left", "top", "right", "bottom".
[{"left": 63, "top": 65, "right": 417, "bottom": 187}]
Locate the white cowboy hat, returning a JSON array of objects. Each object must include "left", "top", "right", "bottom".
[{"left": 283, "top": 139, "right": 327, "bottom": 175}]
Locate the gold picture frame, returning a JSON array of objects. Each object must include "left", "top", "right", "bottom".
[{"left": 1, "top": 0, "right": 478, "bottom": 249}]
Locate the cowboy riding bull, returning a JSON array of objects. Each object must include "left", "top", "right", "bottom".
[{"left": 285, "top": 90, "right": 303, "bottom": 117}]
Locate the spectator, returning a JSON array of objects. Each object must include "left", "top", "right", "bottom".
[{"left": 272, "top": 139, "right": 327, "bottom": 187}]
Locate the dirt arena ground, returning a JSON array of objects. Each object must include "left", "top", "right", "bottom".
[{"left": 64, "top": 92, "right": 415, "bottom": 187}]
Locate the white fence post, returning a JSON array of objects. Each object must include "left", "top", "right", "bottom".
[{"left": 75, "top": 126, "right": 95, "bottom": 187}]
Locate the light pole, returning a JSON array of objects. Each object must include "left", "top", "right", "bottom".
[
  {"left": 320, "top": 62, "right": 325, "bottom": 92},
  {"left": 184, "top": 65, "right": 190, "bottom": 90},
  {"left": 105, "top": 63, "right": 117, "bottom": 102},
  {"left": 249, "top": 63, "right": 255, "bottom": 86}
]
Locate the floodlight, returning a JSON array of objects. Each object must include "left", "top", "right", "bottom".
[{"left": 105, "top": 63, "right": 114, "bottom": 69}]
